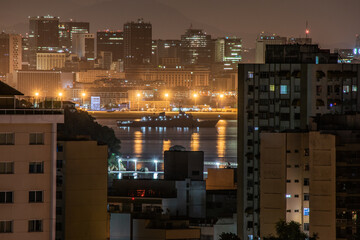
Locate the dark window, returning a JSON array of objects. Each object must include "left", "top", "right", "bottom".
[
  {"left": 56, "top": 191, "right": 62, "bottom": 200},
  {"left": 295, "top": 179, "right": 299, "bottom": 183},
  {"left": 294, "top": 209, "right": 299, "bottom": 212},
  {"left": 304, "top": 178, "right": 310, "bottom": 186},
  {"left": 56, "top": 160, "right": 63, "bottom": 169},
  {"left": 0, "top": 133, "right": 14, "bottom": 145},
  {"left": 247, "top": 221, "right": 253, "bottom": 229},
  {"left": 304, "top": 193, "right": 310, "bottom": 201},
  {"left": 29, "top": 133, "right": 44, "bottom": 145},
  {"left": 0, "top": 221, "right": 12, "bottom": 233},
  {"left": 56, "top": 222, "right": 62, "bottom": 231},
  {"left": 304, "top": 223, "right": 309, "bottom": 231},
  {"left": 56, "top": 207, "right": 62, "bottom": 215},
  {"left": 295, "top": 194, "right": 299, "bottom": 198},
  {"left": 29, "top": 162, "right": 44, "bottom": 174},
  {"left": 0, "top": 162, "right": 14, "bottom": 174},
  {"left": 295, "top": 165, "right": 300, "bottom": 168},
  {"left": 28, "top": 220, "right": 42, "bottom": 232},
  {"left": 29, "top": 191, "right": 43, "bottom": 203},
  {"left": 286, "top": 180, "right": 291, "bottom": 183},
  {"left": 0, "top": 192, "right": 13, "bottom": 203},
  {"left": 286, "top": 209, "right": 291, "bottom": 212},
  {"left": 57, "top": 145, "right": 63, "bottom": 152}
]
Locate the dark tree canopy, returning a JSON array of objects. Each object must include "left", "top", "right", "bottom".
[
  {"left": 58, "top": 108, "right": 121, "bottom": 156},
  {"left": 219, "top": 232, "right": 241, "bottom": 240},
  {"left": 264, "top": 220, "right": 318, "bottom": 240}
]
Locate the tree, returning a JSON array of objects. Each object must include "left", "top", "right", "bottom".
[
  {"left": 219, "top": 232, "right": 240, "bottom": 240},
  {"left": 57, "top": 108, "right": 121, "bottom": 156},
  {"left": 264, "top": 219, "right": 318, "bottom": 240}
]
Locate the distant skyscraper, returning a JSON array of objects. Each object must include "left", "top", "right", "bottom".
[
  {"left": 124, "top": 19, "right": 152, "bottom": 67},
  {"left": 215, "top": 37, "right": 242, "bottom": 63},
  {"left": 28, "top": 15, "right": 60, "bottom": 68},
  {"left": 59, "top": 21, "right": 89, "bottom": 50},
  {"left": 152, "top": 39, "right": 181, "bottom": 66},
  {"left": 72, "top": 33, "right": 95, "bottom": 61},
  {"left": 180, "top": 28, "right": 213, "bottom": 65},
  {"left": 97, "top": 30, "right": 124, "bottom": 61},
  {"left": 0, "top": 32, "right": 22, "bottom": 76}
]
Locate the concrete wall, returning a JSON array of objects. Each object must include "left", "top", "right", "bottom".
[{"left": 63, "top": 141, "right": 108, "bottom": 240}]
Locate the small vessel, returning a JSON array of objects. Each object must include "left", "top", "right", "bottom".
[{"left": 117, "top": 111, "right": 219, "bottom": 128}]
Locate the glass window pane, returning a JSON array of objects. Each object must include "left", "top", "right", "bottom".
[
  {"left": 36, "top": 191, "right": 43, "bottom": 202},
  {"left": 29, "top": 191, "right": 35, "bottom": 202},
  {"left": 6, "top": 192, "right": 12, "bottom": 203}
]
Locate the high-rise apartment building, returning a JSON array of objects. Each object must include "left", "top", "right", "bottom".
[
  {"left": 0, "top": 32, "right": 22, "bottom": 76},
  {"left": 124, "top": 19, "right": 152, "bottom": 67},
  {"left": 180, "top": 28, "right": 213, "bottom": 65},
  {"left": 260, "top": 132, "right": 336, "bottom": 240},
  {"left": 215, "top": 37, "right": 242, "bottom": 63},
  {"left": 237, "top": 63, "right": 360, "bottom": 240},
  {"left": 97, "top": 30, "right": 124, "bottom": 62},
  {"left": 59, "top": 21, "right": 90, "bottom": 50},
  {"left": 28, "top": 16, "right": 60, "bottom": 68},
  {"left": 72, "top": 33, "right": 95, "bottom": 61},
  {"left": 0, "top": 82, "right": 63, "bottom": 240}
]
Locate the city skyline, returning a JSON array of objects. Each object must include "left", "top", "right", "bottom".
[{"left": 0, "top": 0, "right": 360, "bottom": 49}]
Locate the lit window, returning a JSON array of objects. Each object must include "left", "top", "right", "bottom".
[
  {"left": 352, "top": 85, "right": 358, "bottom": 92},
  {"left": 343, "top": 86, "right": 350, "bottom": 93},
  {"left": 304, "top": 208, "right": 310, "bottom": 216},
  {"left": 270, "top": 85, "right": 275, "bottom": 92},
  {"left": 286, "top": 194, "right": 291, "bottom": 198},
  {"left": 280, "top": 85, "right": 288, "bottom": 94},
  {"left": 248, "top": 71, "right": 254, "bottom": 79}
]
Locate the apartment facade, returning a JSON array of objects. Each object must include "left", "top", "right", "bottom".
[
  {"left": 260, "top": 132, "right": 336, "bottom": 240},
  {"left": 0, "top": 85, "right": 63, "bottom": 239},
  {"left": 237, "top": 63, "right": 360, "bottom": 240}
]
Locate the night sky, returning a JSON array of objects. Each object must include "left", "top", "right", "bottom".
[{"left": 1, "top": 0, "right": 359, "bottom": 49}]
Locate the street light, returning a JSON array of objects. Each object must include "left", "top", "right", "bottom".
[
  {"left": 164, "top": 93, "right": 169, "bottom": 111},
  {"left": 219, "top": 94, "right": 224, "bottom": 110},
  {"left": 58, "top": 92, "right": 63, "bottom": 109},
  {"left": 137, "top": 93, "right": 141, "bottom": 111},
  {"left": 34, "top": 92, "right": 39, "bottom": 108},
  {"left": 193, "top": 93, "right": 198, "bottom": 107},
  {"left": 81, "top": 92, "right": 86, "bottom": 108}
]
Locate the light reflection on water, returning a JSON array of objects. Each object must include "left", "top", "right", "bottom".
[{"left": 96, "top": 118, "right": 237, "bottom": 169}]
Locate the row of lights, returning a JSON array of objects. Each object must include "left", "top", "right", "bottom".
[{"left": 34, "top": 92, "right": 86, "bottom": 98}]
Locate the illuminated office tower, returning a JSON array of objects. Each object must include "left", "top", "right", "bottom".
[
  {"left": 72, "top": 33, "right": 95, "bottom": 61},
  {"left": 28, "top": 15, "right": 60, "bottom": 68},
  {"left": 215, "top": 37, "right": 242, "bottom": 63},
  {"left": 59, "top": 21, "right": 89, "bottom": 50},
  {"left": 97, "top": 30, "right": 124, "bottom": 61},
  {"left": 152, "top": 39, "right": 181, "bottom": 66},
  {"left": 180, "top": 28, "right": 213, "bottom": 65},
  {"left": 124, "top": 19, "right": 152, "bottom": 67},
  {"left": 0, "top": 32, "right": 22, "bottom": 77}
]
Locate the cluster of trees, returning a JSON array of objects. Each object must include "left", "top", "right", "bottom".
[
  {"left": 219, "top": 220, "right": 318, "bottom": 240},
  {"left": 58, "top": 108, "right": 121, "bottom": 157}
]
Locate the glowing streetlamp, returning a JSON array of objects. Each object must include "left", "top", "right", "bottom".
[
  {"left": 34, "top": 92, "right": 39, "bottom": 108},
  {"left": 137, "top": 93, "right": 141, "bottom": 111},
  {"left": 58, "top": 92, "right": 63, "bottom": 109},
  {"left": 218, "top": 94, "right": 224, "bottom": 109},
  {"left": 164, "top": 93, "right": 169, "bottom": 111},
  {"left": 216, "top": 162, "right": 220, "bottom": 168},
  {"left": 193, "top": 93, "right": 198, "bottom": 107},
  {"left": 81, "top": 92, "right": 86, "bottom": 108}
]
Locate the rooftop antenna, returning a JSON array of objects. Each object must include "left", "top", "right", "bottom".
[{"left": 305, "top": 21, "right": 310, "bottom": 39}]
